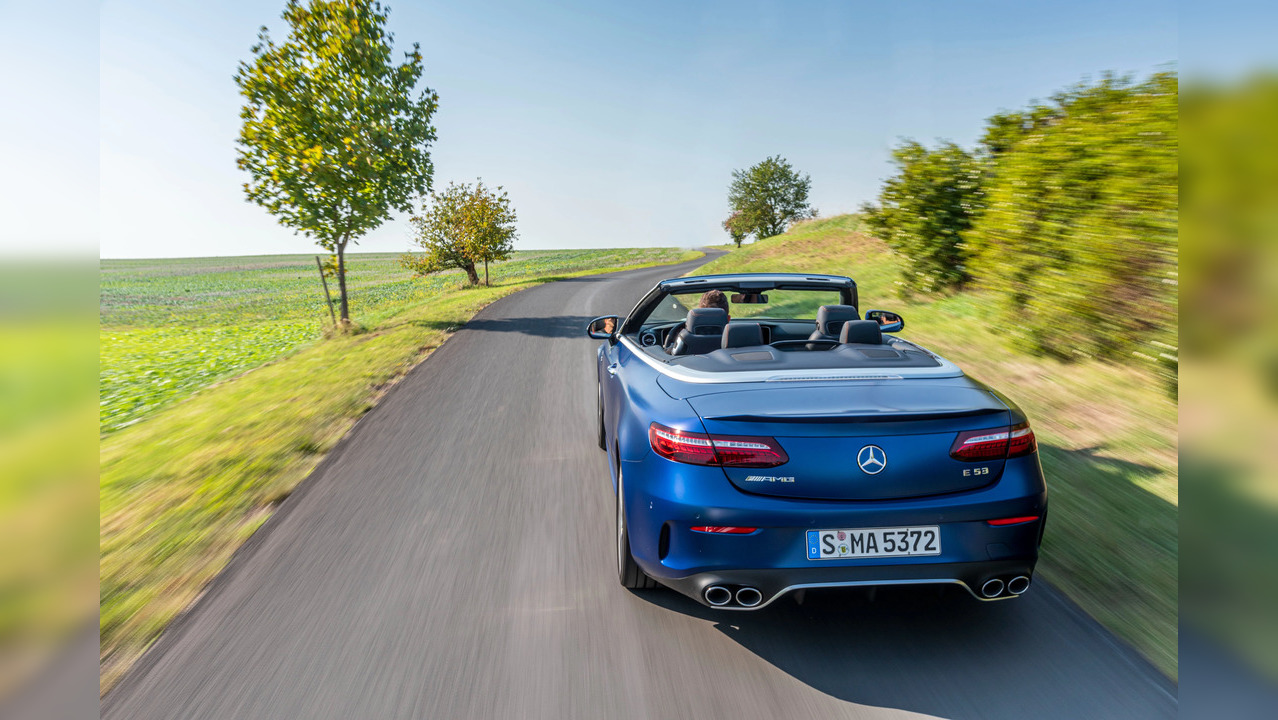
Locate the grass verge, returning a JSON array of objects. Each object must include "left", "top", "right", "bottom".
[
  {"left": 100, "top": 248, "right": 698, "bottom": 434},
  {"left": 99, "top": 250, "right": 701, "bottom": 693},
  {"left": 695, "top": 216, "right": 1178, "bottom": 678}
]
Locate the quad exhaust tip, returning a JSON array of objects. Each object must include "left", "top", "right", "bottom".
[
  {"left": 981, "top": 578, "right": 1005, "bottom": 598},
  {"left": 705, "top": 585, "right": 732, "bottom": 606},
  {"left": 736, "top": 587, "right": 763, "bottom": 608},
  {"left": 1007, "top": 575, "right": 1031, "bottom": 595}
]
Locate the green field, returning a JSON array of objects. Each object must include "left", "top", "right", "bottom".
[
  {"left": 99, "top": 247, "right": 698, "bottom": 692},
  {"left": 695, "top": 215, "right": 1178, "bottom": 678},
  {"left": 100, "top": 249, "right": 685, "bottom": 434}
]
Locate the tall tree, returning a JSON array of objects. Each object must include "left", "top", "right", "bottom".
[
  {"left": 860, "top": 141, "right": 985, "bottom": 294},
  {"left": 235, "top": 0, "right": 438, "bottom": 323},
  {"left": 726, "top": 156, "right": 814, "bottom": 242},
  {"left": 403, "top": 180, "right": 518, "bottom": 286},
  {"left": 721, "top": 211, "right": 748, "bottom": 248},
  {"left": 462, "top": 182, "right": 517, "bottom": 286}
]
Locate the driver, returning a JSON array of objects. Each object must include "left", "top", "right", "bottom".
[
  {"left": 697, "top": 289, "right": 730, "bottom": 320},
  {"left": 664, "top": 290, "right": 731, "bottom": 352}
]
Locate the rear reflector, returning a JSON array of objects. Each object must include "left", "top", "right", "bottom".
[
  {"left": 987, "top": 516, "right": 1040, "bottom": 526},
  {"left": 649, "top": 423, "right": 788, "bottom": 468},
  {"left": 950, "top": 422, "right": 1037, "bottom": 461},
  {"left": 691, "top": 526, "right": 757, "bottom": 534}
]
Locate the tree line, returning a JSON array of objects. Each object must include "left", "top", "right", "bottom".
[
  {"left": 717, "top": 74, "right": 1177, "bottom": 389},
  {"left": 861, "top": 72, "right": 1177, "bottom": 390}
]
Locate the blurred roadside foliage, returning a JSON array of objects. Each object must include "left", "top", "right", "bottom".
[
  {"left": 0, "top": 263, "right": 98, "bottom": 708},
  {"left": 860, "top": 141, "right": 983, "bottom": 293},
  {"left": 969, "top": 73, "right": 1178, "bottom": 387},
  {"left": 864, "top": 72, "right": 1178, "bottom": 395},
  {"left": 1180, "top": 74, "right": 1278, "bottom": 686}
]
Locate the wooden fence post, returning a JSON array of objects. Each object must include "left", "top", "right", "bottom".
[{"left": 315, "top": 256, "right": 337, "bottom": 327}]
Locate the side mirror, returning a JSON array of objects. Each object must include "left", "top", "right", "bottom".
[
  {"left": 587, "top": 315, "right": 622, "bottom": 341},
  {"left": 865, "top": 309, "right": 904, "bottom": 333}
]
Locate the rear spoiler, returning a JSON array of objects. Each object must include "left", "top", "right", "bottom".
[{"left": 703, "top": 407, "right": 1007, "bottom": 424}]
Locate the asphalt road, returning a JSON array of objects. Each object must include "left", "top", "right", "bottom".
[{"left": 103, "top": 254, "right": 1177, "bottom": 720}]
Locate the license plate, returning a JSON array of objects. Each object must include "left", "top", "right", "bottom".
[{"left": 806, "top": 526, "right": 941, "bottom": 560}]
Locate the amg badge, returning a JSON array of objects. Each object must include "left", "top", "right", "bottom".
[{"left": 742, "top": 475, "right": 795, "bottom": 483}]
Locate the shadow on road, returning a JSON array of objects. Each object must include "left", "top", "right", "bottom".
[
  {"left": 464, "top": 315, "right": 598, "bottom": 339},
  {"left": 631, "top": 582, "right": 1172, "bottom": 719},
  {"left": 535, "top": 275, "right": 613, "bottom": 284},
  {"left": 632, "top": 585, "right": 1006, "bottom": 718}
]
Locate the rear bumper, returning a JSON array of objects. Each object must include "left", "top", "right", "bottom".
[
  {"left": 621, "top": 452, "right": 1048, "bottom": 609},
  {"left": 661, "top": 560, "right": 1035, "bottom": 609}
]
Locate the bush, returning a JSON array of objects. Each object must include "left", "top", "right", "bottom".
[
  {"left": 861, "top": 141, "right": 983, "bottom": 294},
  {"left": 966, "top": 73, "right": 1178, "bottom": 383}
]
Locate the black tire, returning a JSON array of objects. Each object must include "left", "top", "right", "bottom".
[
  {"left": 596, "top": 382, "right": 606, "bottom": 451},
  {"left": 616, "top": 470, "right": 657, "bottom": 589}
]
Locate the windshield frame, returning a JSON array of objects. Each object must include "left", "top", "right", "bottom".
[{"left": 620, "top": 275, "right": 858, "bottom": 335}]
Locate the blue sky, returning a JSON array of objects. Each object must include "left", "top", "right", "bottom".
[{"left": 21, "top": 0, "right": 1253, "bottom": 258}]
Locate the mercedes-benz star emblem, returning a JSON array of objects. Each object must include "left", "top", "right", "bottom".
[{"left": 857, "top": 445, "right": 887, "bottom": 475}]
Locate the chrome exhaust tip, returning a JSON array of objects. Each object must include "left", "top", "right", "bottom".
[
  {"left": 1007, "top": 575, "right": 1031, "bottom": 595},
  {"left": 735, "top": 587, "right": 763, "bottom": 608},
  {"left": 981, "top": 578, "right": 1005, "bottom": 598},
  {"left": 705, "top": 585, "right": 733, "bottom": 606}
]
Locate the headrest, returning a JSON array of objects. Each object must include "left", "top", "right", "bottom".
[
  {"left": 686, "top": 307, "right": 728, "bottom": 336},
  {"left": 840, "top": 320, "right": 883, "bottom": 345},
  {"left": 815, "top": 305, "right": 860, "bottom": 336},
  {"left": 722, "top": 323, "right": 763, "bottom": 349}
]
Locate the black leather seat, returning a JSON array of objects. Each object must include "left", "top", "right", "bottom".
[
  {"left": 808, "top": 305, "right": 860, "bottom": 343},
  {"left": 670, "top": 307, "right": 728, "bottom": 355},
  {"left": 839, "top": 320, "right": 883, "bottom": 345},
  {"left": 722, "top": 322, "right": 763, "bottom": 349}
]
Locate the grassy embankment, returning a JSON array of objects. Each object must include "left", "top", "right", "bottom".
[
  {"left": 696, "top": 215, "right": 1177, "bottom": 679},
  {"left": 99, "top": 247, "right": 700, "bottom": 692},
  {"left": 1, "top": 265, "right": 98, "bottom": 701}
]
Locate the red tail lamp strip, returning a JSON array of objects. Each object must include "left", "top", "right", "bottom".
[{"left": 987, "top": 516, "right": 1040, "bottom": 526}]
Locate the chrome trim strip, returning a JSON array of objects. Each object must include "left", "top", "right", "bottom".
[
  {"left": 765, "top": 374, "right": 904, "bottom": 383},
  {"left": 659, "top": 272, "right": 854, "bottom": 289},
  {"left": 619, "top": 336, "right": 965, "bottom": 384},
  {"left": 710, "top": 578, "right": 1018, "bottom": 611}
]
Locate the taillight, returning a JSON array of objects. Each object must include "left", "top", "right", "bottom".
[
  {"left": 648, "top": 423, "right": 716, "bottom": 464},
  {"left": 649, "top": 423, "right": 788, "bottom": 468},
  {"left": 987, "top": 516, "right": 1040, "bottom": 526},
  {"left": 691, "top": 526, "right": 757, "bottom": 534},
  {"left": 1007, "top": 423, "right": 1037, "bottom": 457},
  {"left": 950, "top": 422, "right": 1037, "bottom": 461},
  {"left": 950, "top": 428, "right": 1010, "bottom": 460}
]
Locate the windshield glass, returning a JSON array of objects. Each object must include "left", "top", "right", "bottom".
[{"left": 640, "top": 287, "right": 847, "bottom": 326}]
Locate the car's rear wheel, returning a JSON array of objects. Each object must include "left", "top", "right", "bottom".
[
  {"left": 616, "top": 470, "right": 657, "bottom": 589},
  {"left": 596, "top": 382, "right": 606, "bottom": 450}
]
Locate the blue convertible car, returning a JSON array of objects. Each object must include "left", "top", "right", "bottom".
[{"left": 587, "top": 273, "right": 1047, "bottom": 609}]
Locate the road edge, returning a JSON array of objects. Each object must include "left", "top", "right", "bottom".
[{"left": 101, "top": 250, "right": 717, "bottom": 708}]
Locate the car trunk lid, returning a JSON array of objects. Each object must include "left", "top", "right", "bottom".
[{"left": 687, "top": 383, "right": 1011, "bottom": 500}]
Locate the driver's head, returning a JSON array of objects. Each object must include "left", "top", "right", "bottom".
[{"left": 698, "top": 289, "right": 730, "bottom": 320}]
